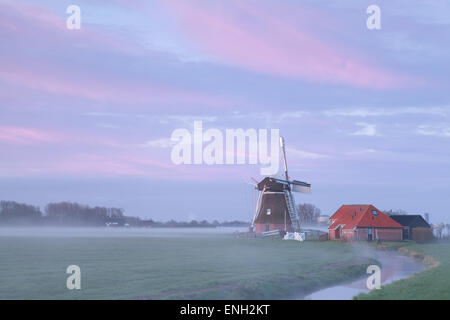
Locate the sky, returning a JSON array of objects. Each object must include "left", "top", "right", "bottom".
[{"left": 1, "top": 0, "right": 449, "bottom": 223}]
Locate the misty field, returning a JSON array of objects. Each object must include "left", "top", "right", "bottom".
[{"left": 0, "top": 228, "right": 374, "bottom": 299}]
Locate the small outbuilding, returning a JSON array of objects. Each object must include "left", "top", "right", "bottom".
[
  {"left": 329, "top": 204, "right": 403, "bottom": 241},
  {"left": 317, "top": 215, "right": 330, "bottom": 225},
  {"left": 389, "top": 215, "right": 433, "bottom": 242}
]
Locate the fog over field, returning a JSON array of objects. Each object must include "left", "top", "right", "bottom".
[
  {"left": 0, "top": 227, "right": 248, "bottom": 238},
  {"left": 0, "top": 227, "right": 377, "bottom": 300}
]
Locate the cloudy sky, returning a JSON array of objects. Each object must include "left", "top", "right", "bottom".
[{"left": 1, "top": 0, "right": 449, "bottom": 222}]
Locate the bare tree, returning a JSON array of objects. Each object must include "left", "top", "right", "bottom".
[
  {"left": 435, "top": 223, "right": 444, "bottom": 239},
  {"left": 297, "top": 203, "right": 321, "bottom": 225},
  {"left": 384, "top": 209, "right": 408, "bottom": 216}
]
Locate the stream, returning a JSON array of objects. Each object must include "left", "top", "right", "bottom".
[{"left": 303, "top": 249, "right": 425, "bottom": 300}]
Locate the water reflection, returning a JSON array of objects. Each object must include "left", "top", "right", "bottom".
[{"left": 304, "top": 250, "right": 424, "bottom": 300}]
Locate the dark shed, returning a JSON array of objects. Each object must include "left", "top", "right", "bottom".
[
  {"left": 390, "top": 215, "right": 430, "bottom": 228},
  {"left": 390, "top": 215, "right": 432, "bottom": 241}
]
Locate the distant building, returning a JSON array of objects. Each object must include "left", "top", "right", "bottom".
[
  {"left": 329, "top": 205, "right": 402, "bottom": 241},
  {"left": 317, "top": 215, "right": 330, "bottom": 225},
  {"left": 390, "top": 215, "right": 433, "bottom": 242}
]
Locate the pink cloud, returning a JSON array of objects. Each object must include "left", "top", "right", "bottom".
[
  {"left": 163, "top": 0, "right": 416, "bottom": 89},
  {"left": 0, "top": 126, "right": 126, "bottom": 148},
  {"left": 0, "top": 64, "right": 221, "bottom": 106},
  {"left": 0, "top": 1, "right": 141, "bottom": 55},
  {"left": 0, "top": 125, "right": 253, "bottom": 179},
  {"left": 0, "top": 126, "right": 265, "bottom": 179},
  {"left": 0, "top": 144, "right": 259, "bottom": 180},
  {"left": 0, "top": 2, "right": 226, "bottom": 107},
  {"left": 0, "top": 126, "right": 58, "bottom": 144}
]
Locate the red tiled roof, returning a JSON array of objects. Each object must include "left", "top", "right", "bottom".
[{"left": 329, "top": 204, "right": 402, "bottom": 230}]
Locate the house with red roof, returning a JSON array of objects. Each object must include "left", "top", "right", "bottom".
[{"left": 329, "top": 205, "right": 403, "bottom": 241}]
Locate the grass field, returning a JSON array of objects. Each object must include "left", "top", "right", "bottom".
[
  {"left": 0, "top": 228, "right": 374, "bottom": 299},
  {"left": 357, "top": 241, "right": 450, "bottom": 300}
]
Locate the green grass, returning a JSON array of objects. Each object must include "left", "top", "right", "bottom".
[
  {"left": 0, "top": 230, "right": 374, "bottom": 299},
  {"left": 357, "top": 242, "right": 450, "bottom": 300}
]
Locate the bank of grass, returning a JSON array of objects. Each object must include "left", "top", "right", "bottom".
[
  {"left": 356, "top": 241, "right": 450, "bottom": 300},
  {"left": 0, "top": 232, "right": 374, "bottom": 299}
]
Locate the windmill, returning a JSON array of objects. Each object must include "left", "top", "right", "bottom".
[{"left": 251, "top": 136, "right": 311, "bottom": 233}]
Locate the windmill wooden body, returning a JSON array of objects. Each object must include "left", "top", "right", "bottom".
[{"left": 251, "top": 137, "right": 311, "bottom": 233}]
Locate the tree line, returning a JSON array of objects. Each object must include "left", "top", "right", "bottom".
[
  {"left": 0, "top": 200, "right": 249, "bottom": 228},
  {"left": 0, "top": 200, "right": 125, "bottom": 226}
]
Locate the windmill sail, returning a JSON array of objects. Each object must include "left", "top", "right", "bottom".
[{"left": 290, "top": 180, "right": 311, "bottom": 193}]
